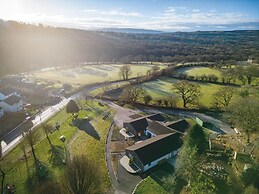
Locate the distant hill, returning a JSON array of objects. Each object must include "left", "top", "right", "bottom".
[
  {"left": 100, "top": 28, "right": 164, "bottom": 34},
  {"left": 0, "top": 20, "right": 259, "bottom": 76}
]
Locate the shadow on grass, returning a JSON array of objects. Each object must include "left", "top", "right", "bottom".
[
  {"left": 142, "top": 162, "right": 182, "bottom": 193},
  {"left": 74, "top": 119, "right": 100, "bottom": 140},
  {"left": 26, "top": 160, "right": 49, "bottom": 193},
  {"left": 49, "top": 145, "right": 65, "bottom": 167}
]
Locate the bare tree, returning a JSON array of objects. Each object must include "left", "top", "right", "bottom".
[
  {"left": 42, "top": 124, "right": 53, "bottom": 147},
  {"left": 120, "top": 86, "right": 145, "bottom": 104},
  {"left": 66, "top": 100, "right": 79, "bottom": 115},
  {"left": 63, "top": 155, "right": 101, "bottom": 194},
  {"left": 173, "top": 81, "right": 201, "bottom": 108},
  {"left": 228, "top": 97, "right": 259, "bottom": 144},
  {"left": 167, "top": 96, "right": 178, "bottom": 108},
  {"left": 143, "top": 94, "right": 152, "bottom": 105},
  {"left": 213, "top": 87, "right": 235, "bottom": 108},
  {"left": 0, "top": 133, "right": 5, "bottom": 194},
  {"left": 119, "top": 65, "right": 132, "bottom": 80},
  {"left": 23, "top": 129, "right": 40, "bottom": 164},
  {"left": 20, "top": 141, "right": 29, "bottom": 175},
  {"left": 34, "top": 181, "right": 62, "bottom": 194}
]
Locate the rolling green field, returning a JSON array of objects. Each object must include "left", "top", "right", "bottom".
[
  {"left": 27, "top": 64, "right": 166, "bottom": 88},
  {"left": 175, "top": 66, "right": 222, "bottom": 78},
  {"left": 134, "top": 177, "right": 168, "bottom": 194},
  {"left": 1, "top": 100, "right": 113, "bottom": 193},
  {"left": 137, "top": 77, "right": 237, "bottom": 108}
]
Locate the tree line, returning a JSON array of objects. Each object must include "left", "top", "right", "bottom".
[{"left": 0, "top": 20, "right": 259, "bottom": 76}]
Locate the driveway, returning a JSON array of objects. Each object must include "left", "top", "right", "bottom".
[
  {"left": 103, "top": 100, "right": 236, "bottom": 193},
  {"left": 104, "top": 101, "right": 140, "bottom": 128},
  {"left": 116, "top": 154, "right": 142, "bottom": 194},
  {"left": 138, "top": 106, "right": 235, "bottom": 135}
]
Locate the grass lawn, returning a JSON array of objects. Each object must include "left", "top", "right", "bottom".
[
  {"left": 134, "top": 176, "right": 168, "bottom": 194},
  {"left": 1, "top": 100, "right": 113, "bottom": 194},
  {"left": 27, "top": 64, "right": 166, "bottom": 89},
  {"left": 67, "top": 112, "right": 114, "bottom": 192},
  {"left": 175, "top": 66, "right": 222, "bottom": 78},
  {"left": 136, "top": 77, "right": 236, "bottom": 108}
]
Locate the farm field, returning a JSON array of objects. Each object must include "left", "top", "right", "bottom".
[
  {"left": 137, "top": 77, "right": 237, "bottom": 108},
  {"left": 1, "top": 100, "right": 113, "bottom": 193},
  {"left": 175, "top": 66, "right": 222, "bottom": 78},
  {"left": 26, "top": 64, "right": 166, "bottom": 88}
]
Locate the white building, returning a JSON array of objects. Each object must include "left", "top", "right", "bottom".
[
  {"left": 125, "top": 133, "right": 182, "bottom": 172},
  {"left": 0, "top": 95, "right": 23, "bottom": 112}
]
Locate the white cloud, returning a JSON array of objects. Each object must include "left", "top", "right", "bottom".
[
  {"left": 100, "top": 9, "right": 143, "bottom": 17},
  {"left": 2, "top": 6, "right": 258, "bottom": 31},
  {"left": 82, "top": 9, "right": 97, "bottom": 13},
  {"left": 192, "top": 9, "right": 200, "bottom": 12}
]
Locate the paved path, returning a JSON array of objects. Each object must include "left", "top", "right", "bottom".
[
  {"left": 105, "top": 102, "right": 142, "bottom": 193},
  {"left": 138, "top": 106, "right": 235, "bottom": 134},
  {"left": 106, "top": 122, "right": 118, "bottom": 190},
  {"left": 1, "top": 80, "right": 129, "bottom": 156},
  {"left": 103, "top": 100, "right": 236, "bottom": 194},
  {"left": 104, "top": 101, "right": 140, "bottom": 128}
]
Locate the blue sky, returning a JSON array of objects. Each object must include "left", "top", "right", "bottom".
[{"left": 1, "top": 0, "right": 259, "bottom": 31}]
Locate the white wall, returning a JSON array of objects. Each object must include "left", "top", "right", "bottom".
[
  {"left": 145, "top": 129, "right": 156, "bottom": 138},
  {"left": 143, "top": 153, "right": 171, "bottom": 171}
]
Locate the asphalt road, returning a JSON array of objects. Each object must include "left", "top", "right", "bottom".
[{"left": 1, "top": 80, "right": 128, "bottom": 156}]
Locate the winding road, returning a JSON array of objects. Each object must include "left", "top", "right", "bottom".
[
  {"left": 1, "top": 78, "right": 235, "bottom": 194},
  {"left": 1, "top": 80, "right": 127, "bottom": 156}
]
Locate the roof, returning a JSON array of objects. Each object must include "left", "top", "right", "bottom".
[
  {"left": 146, "top": 121, "right": 174, "bottom": 135},
  {"left": 166, "top": 119, "right": 189, "bottom": 133},
  {"left": 3, "top": 95, "right": 21, "bottom": 105},
  {"left": 125, "top": 117, "right": 149, "bottom": 133},
  {"left": 126, "top": 133, "right": 183, "bottom": 165},
  {"left": 146, "top": 113, "right": 165, "bottom": 122},
  {"left": 0, "top": 87, "right": 15, "bottom": 96},
  {"left": 124, "top": 113, "right": 164, "bottom": 133}
]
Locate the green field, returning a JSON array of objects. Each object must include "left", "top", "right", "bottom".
[
  {"left": 27, "top": 64, "right": 166, "bottom": 88},
  {"left": 1, "top": 100, "right": 113, "bottom": 193},
  {"left": 137, "top": 77, "right": 237, "bottom": 108},
  {"left": 175, "top": 66, "right": 222, "bottom": 78},
  {"left": 134, "top": 177, "right": 168, "bottom": 194}
]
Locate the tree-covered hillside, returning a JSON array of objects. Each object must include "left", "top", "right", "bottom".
[{"left": 0, "top": 20, "right": 259, "bottom": 76}]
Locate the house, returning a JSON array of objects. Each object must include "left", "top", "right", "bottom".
[
  {"left": 0, "top": 87, "right": 18, "bottom": 100},
  {"left": 125, "top": 132, "right": 183, "bottom": 172},
  {"left": 166, "top": 119, "right": 189, "bottom": 133},
  {"left": 0, "top": 95, "right": 23, "bottom": 112},
  {"left": 0, "top": 107, "right": 3, "bottom": 118},
  {"left": 145, "top": 121, "right": 175, "bottom": 137},
  {"left": 123, "top": 113, "right": 165, "bottom": 137}
]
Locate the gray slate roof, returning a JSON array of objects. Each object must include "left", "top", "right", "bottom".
[
  {"left": 126, "top": 132, "right": 183, "bottom": 165},
  {"left": 146, "top": 121, "right": 174, "bottom": 135},
  {"left": 166, "top": 119, "right": 189, "bottom": 133}
]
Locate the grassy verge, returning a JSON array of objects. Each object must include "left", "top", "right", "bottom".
[
  {"left": 134, "top": 176, "right": 168, "bottom": 194},
  {"left": 1, "top": 100, "right": 112, "bottom": 193}
]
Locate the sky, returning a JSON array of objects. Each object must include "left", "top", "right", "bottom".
[{"left": 0, "top": 0, "right": 259, "bottom": 31}]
